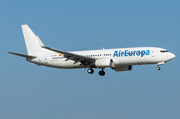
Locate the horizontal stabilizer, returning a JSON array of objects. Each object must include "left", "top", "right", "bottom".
[{"left": 7, "top": 52, "right": 36, "bottom": 58}]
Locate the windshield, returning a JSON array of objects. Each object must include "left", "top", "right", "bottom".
[{"left": 160, "top": 50, "right": 168, "bottom": 53}]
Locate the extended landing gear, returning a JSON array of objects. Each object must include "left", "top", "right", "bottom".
[
  {"left": 99, "top": 69, "right": 105, "bottom": 76},
  {"left": 157, "top": 66, "right": 161, "bottom": 71},
  {"left": 156, "top": 62, "right": 166, "bottom": 71},
  {"left": 87, "top": 68, "right": 94, "bottom": 74},
  {"left": 87, "top": 68, "right": 105, "bottom": 76}
]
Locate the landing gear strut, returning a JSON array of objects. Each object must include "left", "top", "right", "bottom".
[
  {"left": 87, "top": 68, "right": 94, "bottom": 74},
  {"left": 99, "top": 68, "right": 105, "bottom": 76},
  {"left": 156, "top": 62, "right": 166, "bottom": 71}
]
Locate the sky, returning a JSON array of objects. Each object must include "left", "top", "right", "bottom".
[{"left": 1, "top": 0, "right": 180, "bottom": 119}]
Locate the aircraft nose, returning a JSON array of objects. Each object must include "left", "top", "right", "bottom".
[
  {"left": 170, "top": 53, "right": 175, "bottom": 60},
  {"left": 172, "top": 53, "right": 175, "bottom": 59}
]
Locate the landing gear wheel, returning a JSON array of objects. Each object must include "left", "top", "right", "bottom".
[
  {"left": 99, "top": 69, "right": 105, "bottom": 76},
  {"left": 157, "top": 67, "right": 161, "bottom": 71},
  {"left": 87, "top": 68, "right": 94, "bottom": 74}
]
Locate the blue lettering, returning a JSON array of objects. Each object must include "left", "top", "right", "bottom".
[
  {"left": 124, "top": 50, "right": 129, "bottom": 56},
  {"left": 133, "top": 51, "right": 136, "bottom": 56},
  {"left": 113, "top": 51, "right": 118, "bottom": 57},
  {"left": 136, "top": 50, "right": 140, "bottom": 56},
  {"left": 121, "top": 51, "right": 125, "bottom": 57},
  {"left": 146, "top": 50, "right": 150, "bottom": 55},
  {"left": 129, "top": 51, "right": 133, "bottom": 56},
  {"left": 113, "top": 49, "right": 150, "bottom": 57},
  {"left": 141, "top": 50, "right": 145, "bottom": 57},
  {"left": 119, "top": 50, "right": 121, "bottom": 57}
]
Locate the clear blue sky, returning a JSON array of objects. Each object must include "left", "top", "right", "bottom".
[{"left": 1, "top": 0, "right": 180, "bottom": 119}]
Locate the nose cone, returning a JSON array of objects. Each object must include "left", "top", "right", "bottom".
[{"left": 170, "top": 53, "right": 175, "bottom": 60}]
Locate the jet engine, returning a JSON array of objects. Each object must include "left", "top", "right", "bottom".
[
  {"left": 95, "top": 59, "right": 111, "bottom": 68},
  {"left": 109, "top": 59, "right": 132, "bottom": 71},
  {"left": 95, "top": 59, "right": 132, "bottom": 71}
]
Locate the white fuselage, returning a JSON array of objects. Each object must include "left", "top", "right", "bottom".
[
  {"left": 29, "top": 47, "right": 175, "bottom": 69},
  {"left": 8, "top": 25, "right": 175, "bottom": 76}
]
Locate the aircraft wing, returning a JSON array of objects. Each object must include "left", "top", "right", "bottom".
[
  {"left": 42, "top": 46, "right": 96, "bottom": 65},
  {"left": 7, "top": 52, "right": 36, "bottom": 58}
]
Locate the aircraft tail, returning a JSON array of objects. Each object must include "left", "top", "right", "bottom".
[{"left": 21, "top": 25, "right": 51, "bottom": 55}]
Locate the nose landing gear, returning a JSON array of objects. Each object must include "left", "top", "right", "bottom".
[
  {"left": 156, "top": 62, "right": 166, "bottom": 71},
  {"left": 157, "top": 66, "right": 161, "bottom": 71}
]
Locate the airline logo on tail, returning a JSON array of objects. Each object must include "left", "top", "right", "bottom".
[{"left": 113, "top": 50, "right": 150, "bottom": 57}]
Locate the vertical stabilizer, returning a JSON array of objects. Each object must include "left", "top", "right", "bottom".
[
  {"left": 21, "top": 25, "right": 51, "bottom": 55},
  {"left": 37, "top": 36, "right": 45, "bottom": 47}
]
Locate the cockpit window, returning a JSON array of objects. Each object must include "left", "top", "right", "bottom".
[{"left": 160, "top": 50, "right": 168, "bottom": 53}]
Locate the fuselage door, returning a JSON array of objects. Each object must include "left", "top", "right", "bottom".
[
  {"left": 44, "top": 55, "right": 48, "bottom": 65},
  {"left": 151, "top": 49, "right": 155, "bottom": 57}
]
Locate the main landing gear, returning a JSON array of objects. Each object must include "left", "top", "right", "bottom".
[
  {"left": 99, "top": 68, "right": 105, "bottom": 76},
  {"left": 87, "top": 68, "right": 105, "bottom": 76},
  {"left": 87, "top": 68, "right": 94, "bottom": 74}
]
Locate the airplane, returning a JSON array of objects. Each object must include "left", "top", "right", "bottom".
[{"left": 8, "top": 25, "right": 175, "bottom": 76}]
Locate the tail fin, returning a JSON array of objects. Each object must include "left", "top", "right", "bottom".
[
  {"left": 37, "top": 36, "right": 45, "bottom": 47},
  {"left": 21, "top": 25, "right": 51, "bottom": 55}
]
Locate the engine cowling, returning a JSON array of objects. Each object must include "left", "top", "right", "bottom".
[
  {"left": 114, "top": 65, "right": 132, "bottom": 71},
  {"left": 94, "top": 59, "right": 132, "bottom": 71},
  {"left": 95, "top": 59, "right": 111, "bottom": 68}
]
